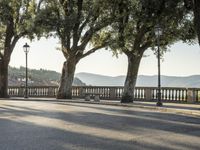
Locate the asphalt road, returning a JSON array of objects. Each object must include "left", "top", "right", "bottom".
[{"left": 0, "top": 100, "right": 200, "bottom": 150}]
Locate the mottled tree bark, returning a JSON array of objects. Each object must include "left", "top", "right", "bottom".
[
  {"left": 0, "top": 59, "right": 9, "bottom": 98},
  {"left": 193, "top": 0, "right": 200, "bottom": 45},
  {"left": 56, "top": 57, "right": 77, "bottom": 99},
  {"left": 121, "top": 53, "right": 143, "bottom": 103}
]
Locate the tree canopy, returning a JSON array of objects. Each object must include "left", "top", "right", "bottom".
[
  {"left": 36, "top": 0, "right": 118, "bottom": 58},
  {"left": 36, "top": 0, "right": 120, "bottom": 98},
  {"left": 0, "top": 0, "right": 43, "bottom": 60},
  {"left": 106, "top": 0, "right": 196, "bottom": 102},
  {"left": 0, "top": 0, "right": 199, "bottom": 100},
  {"left": 0, "top": 0, "right": 43, "bottom": 97}
]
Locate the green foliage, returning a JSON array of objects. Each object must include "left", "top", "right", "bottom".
[
  {"left": 8, "top": 66, "right": 61, "bottom": 82},
  {"left": 142, "top": 0, "right": 200, "bottom": 45},
  {"left": 109, "top": 0, "right": 196, "bottom": 57},
  {"left": 91, "top": 30, "right": 112, "bottom": 47},
  {"left": 0, "top": 0, "right": 43, "bottom": 59},
  {"left": 8, "top": 66, "right": 86, "bottom": 86},
  {"left": 36, "top": 0, "right": 119, "bottom": 60},
  {"left": 0, "top": 0, "right": 36, "bottom": 35}
]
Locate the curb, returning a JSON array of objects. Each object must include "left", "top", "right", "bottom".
[{"left": 3, "top": 97, "right": 200, "bottom": 118}]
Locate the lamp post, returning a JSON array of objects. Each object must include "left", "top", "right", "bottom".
[
  {"left": 154, "top": 24, "right": 163, "bottom": 106},
  {"left": 23, "top": 43, "right": 30, "bottom": 98}
]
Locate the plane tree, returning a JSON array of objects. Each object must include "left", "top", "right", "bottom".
[
  {"left": 184, "top": 0, "right": 200, "bottom": 44},
  {"left": 193, "top": 0, "right": 200, "bottom": 45},
  {"left": 0, "top": 0, "right": 44, "bottom": 98},
  {"left": 109, "top": 0, "right": 195, "bottom": 103},
  {"left": 142, "top": 0, "right": 200, "bottom": 44},
  {"left": 37, "top": 0, "right": 119, "bottom": 99}
]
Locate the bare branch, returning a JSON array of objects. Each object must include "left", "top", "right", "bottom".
[
  {"left": 80, "top": 42, "right": 110, "bottom": 59},
  {"left": 133, "top": 25, "right": 147, "bottom": 50},
  {"left": 78, "top": 10, "right": 93, "bottom": 37},
  {"left": 10, "top": 36, "right": 20, "bottom": 54},
  {"left": 73, "top": 0, "right": 83, "bottom": 47},
  {"left": 80, "top": 18, "right": 114, "bottom": 49},
  {"left": 139, "top": 40, "right": 152, "bottom": 51},
  {"left": 37, "top": 0, "right": 45, "bottom": 12}
]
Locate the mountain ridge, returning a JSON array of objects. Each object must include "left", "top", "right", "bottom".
[
  {"left": 75, "top": 72, "right": 200, "bottom": 87},
  {"left": 8, "top": 67, "right": 200, "bottom": 88}
]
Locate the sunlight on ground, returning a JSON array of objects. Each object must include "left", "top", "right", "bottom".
[{"left": 0, "top": 100, "right": 200, "bottom": 150}]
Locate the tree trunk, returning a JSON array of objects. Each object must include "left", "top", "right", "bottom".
[
  {"left": 193, "top": 0, "right": 200, "bottom": 45},
  {"left": 57, "top": 58, "right": 77, "bottom": 99},
  {"left": 0, "top": 60, "right": 9, "bottom": 98},
  {"left": 121, "top": 54, "right": 142, "bottom": 103}
]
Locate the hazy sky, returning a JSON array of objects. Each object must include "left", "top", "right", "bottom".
[{"left": 9, "top": 37, "right": 200, "bottom": 77}]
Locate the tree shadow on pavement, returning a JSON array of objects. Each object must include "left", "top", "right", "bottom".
[{"left": 0, "top": 101, "right": 200, "bottom": 150}]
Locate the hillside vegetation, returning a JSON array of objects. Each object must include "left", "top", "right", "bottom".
[
  {"left": 9, "top": 68, "right": 200, "bottom": 88},
  {"left": 8, "top": 66, "right": 86, "bottom": 86}
]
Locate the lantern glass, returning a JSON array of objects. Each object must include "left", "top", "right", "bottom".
[
  {"left": 154, "top": 25, "right": 163, "bottom": 37},
  {"left": 23, "top": 43, "right": 30, "bottom": 53}
]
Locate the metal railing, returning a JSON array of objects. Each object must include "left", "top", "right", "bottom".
[{"left": 8, "top": 86, "right": 200, "bottom": 103}]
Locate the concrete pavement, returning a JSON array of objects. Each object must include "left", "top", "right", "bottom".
[
  {"left": 8, "top": 97, "right": 200, "bottom": 117},
  {"left": 0, "top": 99, "right": 200, "bottom": 150}
]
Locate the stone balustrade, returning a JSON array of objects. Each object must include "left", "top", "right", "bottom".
[{"left": 8, "top": 86, "right": 200, "bottom": 103}]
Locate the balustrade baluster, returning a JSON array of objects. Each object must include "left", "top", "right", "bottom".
[
  {"left": 160, "top": 89, "right": 163, "bottom": 100},
  {"left": 152, "top": 89, "right": 155, "bottom": 99},
  {"left": 140, "top": 89, "right": 142, "bottom": 99},
  {"left": 41, "top": 88, "right": 43, "bottom": 96},
  {"left": 174, "top": 89, "right": 177, "bottom": 101},
  {"left": 43, "top": 88, "right": 46, "bottom": 96},
  {"left": 6, "top": 86, "right": 199, "bottom": 103},
  {"left": 138, "top": 89, "right": 141, "bottom": 99},
  {"left": 195, "top": 89, "right": 198, "bottom": 102},
  {"left": 178, "top": 89, "right": 181, "bottom": 101},
  {"left": 164, "top": 89, "right": 167, "bottom": 100},
  {"left": 198, "top": 90, "right": 200, "bottom": 102},
  {"left": 141, "top": 89, "right": 143, "bottom": 99},
  {"left": 142, "top": 88, "right": 145, "bottom": 99},
  {"left": 139, "top": 89, "right": 141, "bottom": 99},
  {"left": 184, "top": 89, "right": 186, "bottom": 101},
  {"left": 116, "top": 88, "right": 119, "bottom": 98},
  {"left": 171, "top": 89, "right": 174, "bottom": 101}
]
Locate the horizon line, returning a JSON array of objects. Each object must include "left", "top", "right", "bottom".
[{"left": 9, "top": 65, "right": 200, "bottom": 77}]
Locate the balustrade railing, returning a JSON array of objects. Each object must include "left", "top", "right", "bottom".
[{"left": 8, "top": 86, "right": 200, "bottom": 103}]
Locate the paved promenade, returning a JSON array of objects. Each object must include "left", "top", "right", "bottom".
[{"left": 0, "top": 98, "right": 200, "bottom": 150}]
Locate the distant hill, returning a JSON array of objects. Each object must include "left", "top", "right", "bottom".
[
  {"left": 8, "top": 66, "right": 86, "bottom": 86},
  {"left": 137, "top": 75, "right": 200, "bottom": 87},
  {"left": 9, "top": 68, "right": 200, "bottom": 88},
  {"left": 75, "top": 72, "right": 200, "bottom": 88},
  {"left": 75, "top": 72, "right": 125, "bottom": 86}
]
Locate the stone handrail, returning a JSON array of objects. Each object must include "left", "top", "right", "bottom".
[{"left": 8, "top": 86, "right": 200, "bottom": 103}]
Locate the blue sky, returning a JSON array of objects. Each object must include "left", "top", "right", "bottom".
[{"left": 9, "top": 37, "right": 200, "bottom": 77}]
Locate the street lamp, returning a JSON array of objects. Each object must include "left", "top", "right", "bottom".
[
  {"left": 23, "top": 43, "right": 30, "bottom": 98},
  {"left": 154, "top": 24, "right": 163, "bottom": 106}
]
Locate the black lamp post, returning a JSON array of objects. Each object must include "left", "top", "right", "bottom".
[
  {"left": 154, "top": 24, "right": 163, "bottom": 106},
  {"left": 23, "top": 43, "right": 30, "bottom": 98}
]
